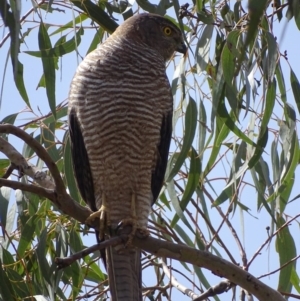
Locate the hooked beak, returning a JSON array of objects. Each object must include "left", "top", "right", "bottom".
[{"left": 176, "top": 42, "right": 187, "bottom": 54}]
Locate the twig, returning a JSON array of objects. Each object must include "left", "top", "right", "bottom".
[
  {"left": 161, "top": 258, "right": 199, "bottom": 299},
  {"left": 193, "top": 280, "right": 232, "bottom": 301},
  {"left": 247, "top": 213, "right": 300, "bottom": 268},
  {"left": 258, "top": 254, "right": 300, "bottom": 280},
  {"left": 55, "top": 236, "right": 124, "bottom": 269},
  {"left": 279, "top": 292, "right": 300, "bottom": 299}
]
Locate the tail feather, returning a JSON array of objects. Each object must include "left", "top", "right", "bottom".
[{"left": 107, "top": 246, "right": 142, "bottom": 301}]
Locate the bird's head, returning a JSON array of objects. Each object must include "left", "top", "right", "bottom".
[{"left": 115, "top": 13, "right": 187, "bottom": 62}]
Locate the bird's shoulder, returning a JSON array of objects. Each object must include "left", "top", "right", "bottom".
[{"left": 77, "top": 37, "right": 166, "bottom": 78}]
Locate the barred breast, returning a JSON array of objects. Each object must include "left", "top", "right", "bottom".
[{"left": 68, "top": 35, "right": 172, "bottom": 229}]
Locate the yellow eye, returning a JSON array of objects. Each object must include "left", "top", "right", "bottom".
[{"left": 163, "top": 26, "right": 172, "bottom": 36}]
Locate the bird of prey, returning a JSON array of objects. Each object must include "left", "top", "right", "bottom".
[{"left": 68, "top": 13, "right": 186, "bottom": 301}]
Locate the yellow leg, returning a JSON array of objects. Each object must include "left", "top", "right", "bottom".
[{"left": 85, "top": 194, "right": 110, "bottom": 240}]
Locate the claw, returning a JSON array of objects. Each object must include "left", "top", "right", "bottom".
[{"left": 85, "top": 194, "right": 110, "bottom": 240}]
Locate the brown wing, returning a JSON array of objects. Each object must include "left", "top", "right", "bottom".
[
  {"left": 68, "top": 108, "right": 97, "bottom": 212},
  {"left": 151, "top": 111, "right": 172, "bottom": 204}
]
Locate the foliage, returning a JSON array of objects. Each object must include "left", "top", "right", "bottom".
[{"left": 1, "top": 0, "right": 300, "bottom": 300}]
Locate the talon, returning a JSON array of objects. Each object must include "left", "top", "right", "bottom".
[{"left": 85, "top": 194, "right": 110, "bottom": 240}]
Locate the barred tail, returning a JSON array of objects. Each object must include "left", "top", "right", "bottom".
[{"left": 107, "top": 247, "right": 142, "bottom": 301}]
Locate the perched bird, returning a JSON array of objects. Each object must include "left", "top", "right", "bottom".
[{"left": 68, "top": 13, "right": 186, "bottom": 301}]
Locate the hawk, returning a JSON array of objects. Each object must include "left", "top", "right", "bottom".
[{"left": 68, "top": 13, "right": 186, "bottom": 300}]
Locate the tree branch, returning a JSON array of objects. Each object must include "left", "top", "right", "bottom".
[
  {"left": 0, "top": 124, "right": 95, "bottom": 226},
  {"left": 132, "top": 236, "right": 285, "bottom": 301},
  {"left": 0, "top": 124, "right": 285, "bottom": 301},
  {"left": 161, "top": 257, "right": 199, "bottom": 299},
  {"left": 56, "top": 232, "right": 285, "bottom": 301},
  {"left": 0, "top": 125, "right": 65, "bottom": 192},
  {"left": 55, "top": 236, "right": 124, "bottom": 269},
  {"left": 0, "top": 178, "right": 55, "bottom": 200},
  {"left": 0, "top": 137, "right": 55, "bottom": 189}
]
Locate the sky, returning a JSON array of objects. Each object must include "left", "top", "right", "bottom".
[{"left": 1, "top": 0, "right": 300, "bottom": 300}]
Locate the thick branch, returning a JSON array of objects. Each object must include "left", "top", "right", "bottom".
[
  {"left": 0, "top": 137, "right": 55, "bottom": 189},
  {"left": 0, "top": 124, "right": 65, "bottom": 192},
  {"left": 0, "top": 124, "right": 95, "bottom": 226},
  {"left": 132, "top": 236, "right": 285, "bottom": 301},
  {"left": 0, "top": 178, "right": 55, "bottom": 200}
]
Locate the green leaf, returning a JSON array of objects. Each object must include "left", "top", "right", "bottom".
[
  {"left": 13, "top": 61, "right": 30, "bottom": 108},
  {"left": 50, "top": 14, "right": 88, "bottom": 36},
  {"left": 82, "top": 264, "right": 105, "bottom": 283},
  {"left": 173, "top": 222, "right": 194, "bottom": 247},
  {"left": 41, "top": 122, "right": 60, "bottom": 162},
  {"left": 70, "top": 261, "right": 82, "bottom": 300},
  {"left": 63, "top": 132, "right": 80, "bottom": 203},
  {"left": 278, "top": 131, "right": 299, "bottom": 196},
  {"left": 26, "top": 27, "right": 84, "bottom": 58},
  {"left": 38, "top": 22, "right": 56, "bottom": 119},
  {"left": 17, "top": 215, "right": 38, "bottom": 258},
  {"left": 36, "top": 228, "right": 52, "bottom": 287},
  {"left": 211, "top": 60, "right": 225, "bottom": 130},
  {"left": 275, "top": 62, "right": 287, "bottom": 104},
  {"left": 234, "top": 1, "right": 241, "bottom": 23},
  {"left": 196, "top": 0, "right": 202, "bottom": 12},
  {"left": 217, "top": 99, "right": 257, "bottom": 147},
  {"left": 198, "top": 100, "right": 207, "bottom": 157},
  {"left": 203, "top": 115, "right": 230, "bottom": 178},
  {"left": 244, "top": 0, "right": 268, "bottom": 51},
  {"left": 171, "top": 148, "right": 201, "bottom": 226},
  {"left": 1, "top": 245, "right": 14, "bottom": 265},
  {"left": 136, "top": 0, "right": 159, "bottom": 13},
  {"left": 166, "top": 95, "right": 197, "bottom": 182},
  {"left": 6, "top": 267, "right": 30, "bottom": 298},
  {"left": 196, "top": 10, "right": 215, "bottom": 24},
  {"left": 248, "top": 79, "right": 275, "bottom": 168},
  {"left": 0, "top": 0, "right": 30, "bottom": 107},
  {"left": 195, "top": 25, "right": 214, "bottom": 73},
  {"left": 221, "top": 44, "right": 235, "bottom": 87},
  {"left": 276, "top": 215, "right": 297, "bottom": 293},
  {"left": 70, "top": 0, "right": 118, "bottom": 33},
  {"left": 86, "top": 27, "right": 104, "bottom": 55},
  {"left": 69, "top": 226, "right": 83, "bottom": 253},
  {"left": 1, "top": 202, "right": 16, "bottom": 250},
  {"left": 290, "top": 267, "right": 300, "bottom": 293},
  {"left": 214, "top": 142, "right": 246, "bottom": 206},
  {"left": 248, "top": 129, "right": 268, "bottom": 169},
  {"left": 158, "top": 191, "right": 171, "bottom": 211},
  {"left": 290, "top": 68, "right": 300, "bottom": 115},
  {"left": 167, "top": 180, "right": 195, "bottom": 234},
  {"left": 1, "top": 113, "right": 18, "bottom": 125},
  {"left": 36, "top": 106, "right": 68, "bottom": 127},
  {"left": 0, "top": 186, "right": 11, "bottom": 232},
  {"left": 0, "top": 259, "right": 15, "bottom": 301},
  {"left": 265, "top": 32, "right": 278, "bottom": 82}
]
